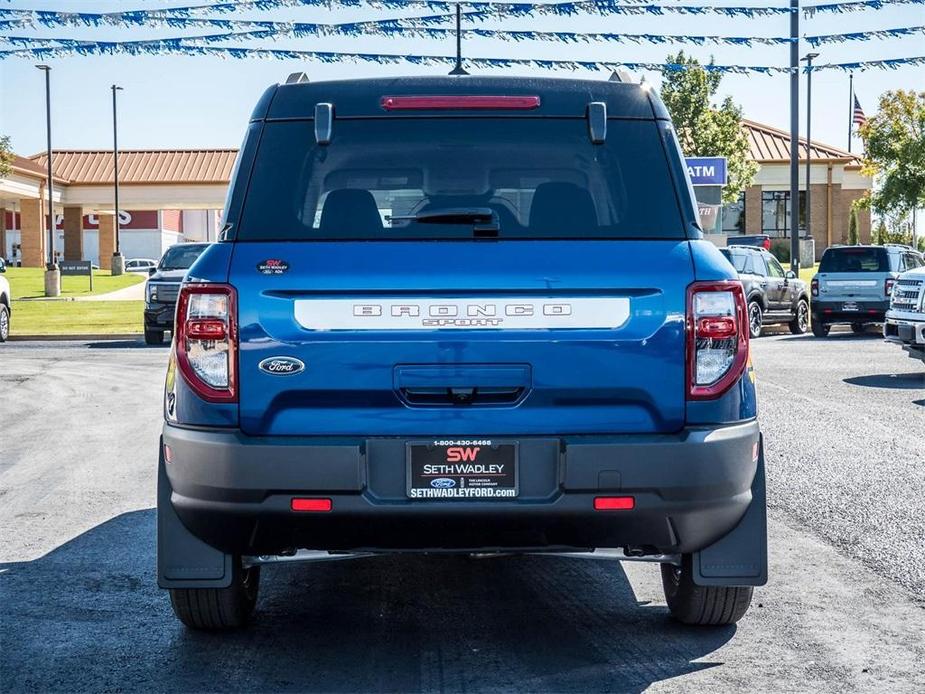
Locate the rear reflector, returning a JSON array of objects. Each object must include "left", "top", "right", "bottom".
[
  {"left": 381, "top": 95, "right": 541, "bottom": 111},
  {"left": 291, "top": 498, "right": 332, "bottom": 512},
  {"left": 594, "top": 496, "right": 635, "bottom": 511}
]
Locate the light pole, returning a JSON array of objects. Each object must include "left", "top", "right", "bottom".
[
  {"left": 111, "top": 84, "right": 125, "bottom": 276},
  {"left": 788, "top": 0, "right": 800, "bottom": 273},
  {"left": 36, "top": 64, "right": 59, "bottom": 297},
  {"left": 802, "top": 52, "right": 819, "bottom": 260}
]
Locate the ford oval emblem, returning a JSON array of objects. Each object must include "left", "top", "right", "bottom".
[
  {"left": 431, "top": 478, "right": 457, "bottom": 489},
  {"left": 258, "top": 356, "right": 305, "bottom": 376}
]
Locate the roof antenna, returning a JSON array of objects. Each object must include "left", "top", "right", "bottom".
[{"left": 448, "top": 2, "right": 468, "bottom": 75}]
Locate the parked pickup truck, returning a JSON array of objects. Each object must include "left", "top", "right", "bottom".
[
  {"left": 157, "top": 74, "right": 767, "bottom": 630},
  {"left": 884, "top": 265, "right": 925, "bottom": 363}
]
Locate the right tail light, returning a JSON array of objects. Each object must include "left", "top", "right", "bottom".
[
  {"left": 687, "top": 281, "right": 749, "bottom": 400},
  {"left": 174, "top": 283, "right": 238, "bottom": 403}
]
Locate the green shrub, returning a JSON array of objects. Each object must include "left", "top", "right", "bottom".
[
  {"left": 770, "top": 239, "right": 791, "bottom": 264},
  {"left": 848, "top": 208, "right": 860, "bottom": 245}
]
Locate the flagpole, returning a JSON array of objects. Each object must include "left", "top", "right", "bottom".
[{"left": 848, "top": 72, "right": 853, "bottom": 153}]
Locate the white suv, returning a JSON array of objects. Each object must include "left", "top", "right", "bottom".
[
  {"left": 884, "top": 263, "right": 925, "bottom": 364},
  {"left": 0, "top": 257, "right": 10, "bottom": 342}
]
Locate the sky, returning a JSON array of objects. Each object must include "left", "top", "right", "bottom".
[{"left": 0, "top": 0, "right": 923, "bottom": 157}]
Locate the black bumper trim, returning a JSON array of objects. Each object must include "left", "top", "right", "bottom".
[{"left": 160, "top": 421, "right": 761, "bottom": 557}]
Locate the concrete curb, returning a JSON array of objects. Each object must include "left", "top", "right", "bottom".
[{"left": 7, "top": 334, "right": 145, "bottom": 342}]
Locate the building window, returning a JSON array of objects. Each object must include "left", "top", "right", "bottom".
[
  {"left": 762, "top": 191, "right": 806, "bottom": 238},
  {"left": 721, "top": 192, "right": 746, "bottom": 234}
]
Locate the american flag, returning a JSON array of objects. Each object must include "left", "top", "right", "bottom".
[{"left": 853, "top": 95, "right": 867, "bottom": 126}]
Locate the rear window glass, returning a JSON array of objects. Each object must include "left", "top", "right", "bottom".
[
  {"left": 720, "top": 249, "right": 749, "bottom": 272},
  {"left": 158, "top": 244, "right": 208, "bottom": 270},
  {"left": 236, "top": 118, "right": 684, "bottom": 240},
  {"left": 819, "top": 247, "right": 888, "bottom": 273}
]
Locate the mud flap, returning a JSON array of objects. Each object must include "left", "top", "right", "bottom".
[
  {"left": 692, "top": 434, "right": 768, "bottom": 587},
  {"left": 157, "top": 438, "right": 234, "bottom": 589}
]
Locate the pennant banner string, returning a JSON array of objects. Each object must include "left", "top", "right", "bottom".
[
  {"left": 4, "top": 23, "right": 925, "bottom": 48},
  {"left": 3, "top": 0, "right": 924, "bottom": 27},
  {"left": 2, "top": 39, "right": 923, "bottom": 75}
]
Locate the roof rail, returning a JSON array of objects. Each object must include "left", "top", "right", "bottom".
[{"left": 285, "top": 72, "right": 309, "bottom": 85}]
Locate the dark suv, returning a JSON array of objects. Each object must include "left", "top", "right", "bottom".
[
  {"left": 143, "top": 243, "right": 210, "bottom": 345},
  {"left": 158, "top": 75, "right": 767, "bottom": 630},
  {"left": 721, "top": 245, "right": 810, "bottom": 337}
]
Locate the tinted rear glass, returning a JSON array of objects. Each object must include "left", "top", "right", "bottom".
[
  {"left": 720, "top": 249, "right": 749, "bottom": 272},
  {"left": 237, "top": 118, "right": 684, "bottom": 240},
  {"left": 159, "top": 245, "right": 208, "bottom": 270},
  {"left": 818, "top": 247, "right": 888, "bottom": 273}
]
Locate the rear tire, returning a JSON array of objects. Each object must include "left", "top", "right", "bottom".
[
  {"left": 747, "top": 301, "right": 763, "bottom": 339},
  {"left": 168, "top": 560, "right": 260, "bottom": 630},
  {"left": 0, "top": 304, "right": 9, "bottom": 342},
  {"left": 661, "top": 555, "right": 753, "bottom": 626},
  {"left": 144, "top": 329, "right": 164, "bottom": 345},
  {"left": 811, "top": 319, "right": 829, "bottom": 338},
  {"left": 788, "top": 299, "right": 809, "bottom": 335},
  {"left": 850, "top": 322, "right": 866, "bottom": 334}
]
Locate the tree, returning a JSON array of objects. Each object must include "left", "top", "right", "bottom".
[
  {"left": 848, "top": 207, "right": 860, "bottom": 245},
  {"left": 858, "top": 90, "right": 925, "bottom": 216},
  {"left": 873, "top": 219, "right": 887, "bottom": 245},
  {"left": 0, "top": 135, "right": 13, "bottom": 179},
  {"left": 659, "top": 52, "right": 759, "bottom": 203}
]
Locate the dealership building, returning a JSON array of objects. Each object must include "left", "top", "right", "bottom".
[
  {"left": 0, "top": 120, "right": 870, "bottom": 266},
  {"left": 0, "top": 150, "right": 232, "bottom": 266}
]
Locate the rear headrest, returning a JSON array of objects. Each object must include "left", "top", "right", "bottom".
[
  {"left": 318, "top": 189, "right": 382, "bottom": 237},
  {"left": 528, "top": 182, "right": 597, "bottom": 235}
]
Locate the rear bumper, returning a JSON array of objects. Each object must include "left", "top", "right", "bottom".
[
  {"left": 813, "top": 299, "right": 889, "bottom": 323},
  {"left": 161, "top": 420, "right": 760, "bottom": 557}
]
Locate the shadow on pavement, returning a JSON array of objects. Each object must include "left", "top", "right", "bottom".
[
  {"left": 86, "top": 339, "right": 168, "bottom": 349},
  {"left": 1, "top": 510, "right": 735, "bottom": 693},
  {"left": 843, "top": 372, "right": 925, "bottom": 390}
]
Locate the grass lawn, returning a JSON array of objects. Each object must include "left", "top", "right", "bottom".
[
  {"left": 5, "top": 266, "right": 144, "bottom": 300},
  {"left": 799, "top": 264, "right": 818, "bottom": 284},
  {"left": 10, "top": 300, "right": 144, "bottom": 336}
]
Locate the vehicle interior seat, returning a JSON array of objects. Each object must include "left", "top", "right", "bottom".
[{"left": 318, "top": 189, "right": 383, "bottom": 237}]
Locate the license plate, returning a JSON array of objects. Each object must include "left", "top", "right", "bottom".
[
  {"left": 407, "top": 440, "right": 518, "bottom": 499},
  {"left": 842, "top": 302, "right": 859, "bottom": 312}
]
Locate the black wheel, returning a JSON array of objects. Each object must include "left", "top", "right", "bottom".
[
  {"left": 0, "top": 303, "right": 9, "bottom": 342},
  {"left": 788, "top": 299, "right": 809, "bottom": 335},
  {"left": 747, "top": 301, "right": 763, "bottom": 339},
  {"left": 661, "top": 555, "right": 753, "bottom": 626},
  {"left": 169, "top": 559, "right": 260, "bottom": 630},
  {"left": 811, "top": 319, "right": 830, "bottom": 338},
  {"left": 144, "top": 329, "right": 164, "bottom": 345},
  {"left": 850, "top": 322, "right": 866, "bottom": 334}
]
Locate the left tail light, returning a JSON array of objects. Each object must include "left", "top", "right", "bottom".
[
  {"left": 175, "top": 283, "right": 237, "bottom": 403},
  {"left": 687, "top": 281, "right": 749, "bottom": 400}
]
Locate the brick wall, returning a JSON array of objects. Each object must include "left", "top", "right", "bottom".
[
  {"left": 62, "top": 206, "right": 83, "bottom": 261},
  {"left": 20, "top": 198, "right": 45, "bottom": 268},
  {"left": 98, "top": 213, "right": 115, "bottom": 264},
  {"left": 744, "top": 186, "right": 762, "bottom": 234}
]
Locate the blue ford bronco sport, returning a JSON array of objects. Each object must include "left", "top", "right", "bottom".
[{"left": 158, "top": 75, "right": 767, "bottom": 630}]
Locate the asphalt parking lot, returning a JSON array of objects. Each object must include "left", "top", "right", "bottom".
[{"left": 2, "top": 332, "right": 924, "bottom": 692}]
